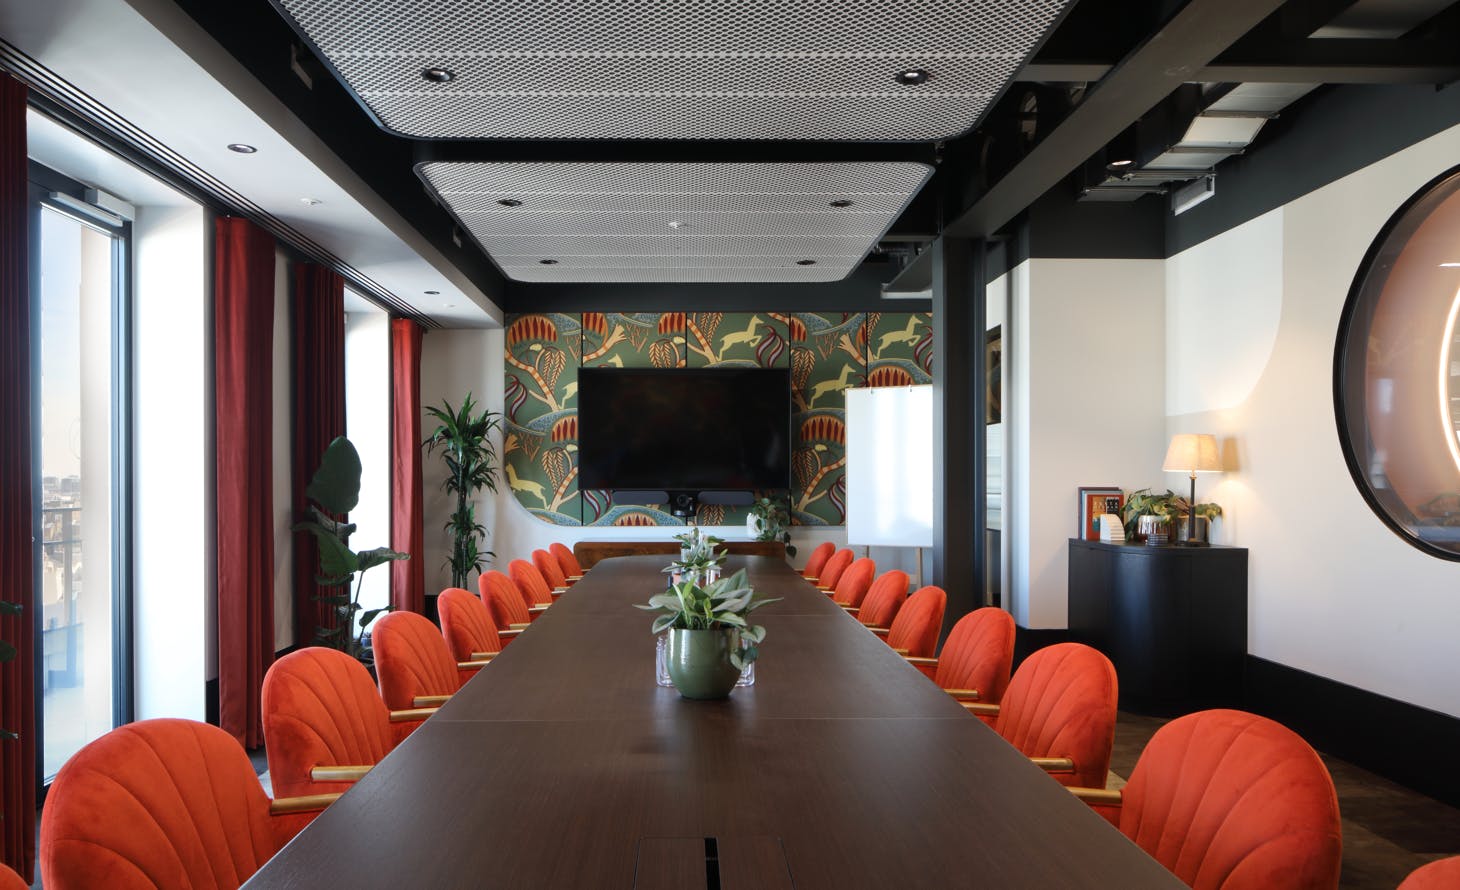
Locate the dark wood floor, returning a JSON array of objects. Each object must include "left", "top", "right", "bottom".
[{"left": 1112, "top": 712, "right": 1460, "bottom": 890}]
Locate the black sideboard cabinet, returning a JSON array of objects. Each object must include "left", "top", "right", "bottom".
[{"left": 1067, "top": 539, "right": 1248, "bottom": 715}]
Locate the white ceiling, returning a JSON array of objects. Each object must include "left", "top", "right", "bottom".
[{"left": 1, "top": 0, "right": 501, "bottom": 327}]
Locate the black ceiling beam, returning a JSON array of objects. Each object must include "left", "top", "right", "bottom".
[
  {"left": 1204, "top": 38, "right": 1460, "bottom": 83},
  {"left": 885, "top": 0, "right": 1287, "bottom": 294}
]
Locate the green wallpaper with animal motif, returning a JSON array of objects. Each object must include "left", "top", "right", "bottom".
[{"left": 503, "top": 310, "right": 934, "bottom": 527}]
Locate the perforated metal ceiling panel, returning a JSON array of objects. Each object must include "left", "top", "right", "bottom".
[
  {"left": 273, "top": 0, "right": 1071, "bottom": 141},
  {"left": 418, "top": 162, "right": 932, "bottom": 283}
]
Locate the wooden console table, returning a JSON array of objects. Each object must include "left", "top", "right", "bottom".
[
  {"left": 574, "top": 539, "right": 789, "bottom": 570},
  {"left": 1067, "top": 539, "right": 1248, "bottom": 715}
]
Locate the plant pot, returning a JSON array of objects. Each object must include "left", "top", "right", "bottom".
[
  {"left": 1136, "top": 514, "right": 1171, "bottom": 545},
  {"left": 665, "top": 627, "right": 743, "bottom": 700},
  {"left": 1176, "top": 515, "right": 1211, "bottom": 544}
]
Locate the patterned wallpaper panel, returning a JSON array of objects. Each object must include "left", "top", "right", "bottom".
[{"left": 502, "top": 310, "right": 934, "bottom": 527}]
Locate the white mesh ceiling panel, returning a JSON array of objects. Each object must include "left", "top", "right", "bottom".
[
  {"left": 274, "top": 0, "right": 1071, "bottom": 141},
  {"left": 418, "top": 162, "right": 932, "bottom": 283}
]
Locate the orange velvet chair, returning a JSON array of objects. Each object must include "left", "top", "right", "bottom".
[
  {"left": 438, "top": 586, "right": 503, "bottom": 684},
  {"left": 371, "top": 610, "right": 463, "bottom": 739},
  {"left": 1399, "top": 857, "right": 1460, "bottom": 889},
  {"left": 904, "top": 606, "right": 1015, "bottom": 716},
  {"left": 532, "top": 548, "right": 571, "bottom": 592},
  {"left": 40, "top": 718, "right": 333, "bottom": 890},
  {"left": 961, "top": 643, "right": 1117, "bottom": 788},
  {"left": 550, "top": 541, "right": 585, "bottom": 582},
  {"left": 815, "top": 548, "right": 855, "bottom": 591},
  {"left": 880, "top": 585, "right": 946, "bottom": 657},
  {"left": 509, "top": 558, "right": 557, "bottom": 616},
  {"left": 0, "top": 865, "right": 24, "bottom": 890},
  {"left": 1070, "top": 709, "right": 1342, "bottom": 890},
  {"left": 800, "top": 541, "right": 836, "bottom": 583},
  {"left": 852, "top": 569, "right": 908, "bottom": 630},
  {"left": 479, "top": 569, "right": 532, "bottom": 646},
  {"left": 829, "top": 556, "right": 877, "bottom": 609},
  {"left": 262, "top": 646, "right": 398, "bottom": 799}
]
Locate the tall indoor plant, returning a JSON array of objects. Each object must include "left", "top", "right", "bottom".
[
  {"left": 424, "top": 393, "right": 502, "bottom": 589},
  {"left": 295, "top": 436, "right": 409, "bottom": 658}
]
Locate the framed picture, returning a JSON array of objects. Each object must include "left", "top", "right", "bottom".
[{"left": 1077, "top": 487, "right": 1124, "bottom": 541}]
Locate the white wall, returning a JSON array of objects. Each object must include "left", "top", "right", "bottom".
[
  {"left": 1010, "top": 258, "right": 1167, "bottom": 628},
  {"left": 345, "top": 309, "right": 392, "bottom": 628},
  {"left": 133, "top": 202, "right": 208, "bottom": 720},
  {"left": 1166, "top": 120, "right": 1460, "bottom": 718},
  {"left": 271, "top": 249, "right": 293, "bottom": 651}
]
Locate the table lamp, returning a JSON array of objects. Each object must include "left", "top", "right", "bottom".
[{"left": 1162, "top": 433, "right": 1222, "bottom": 546}]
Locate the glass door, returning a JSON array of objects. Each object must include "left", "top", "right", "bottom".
[{"left": 34, "top": 190, "right": 126, "bottom": 784}]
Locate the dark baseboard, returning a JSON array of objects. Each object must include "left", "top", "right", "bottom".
[
  {"left": 1243, "top": 656, "right": 1460, "bottom": 809},
  {"left": 1013, "top": 626, "right": 1073, "bottom": 671}
]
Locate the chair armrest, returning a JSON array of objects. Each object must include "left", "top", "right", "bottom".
[
  {"left": 566, "top": 575, "right": 584, "bottom": 582},
  {"left": 891, "top": 647, "right": 909, "bottom": 655},
  {"left": 1069, "top": 786, "right": 1123, "bottom": 806},
  {"left": 389, "top": 707, "right": 439, "bottom": 723},
  {"left": 902, "top": 656, "right": 937, "bottom": 666},
  {"left": 943, "top": 688, "right": 980, "bottom": 701},
  {"left": 961, "top": 702, "right": 1000, "bottom": 717},
  {"left": 839, "top": 605, "right": 858, "bottom": 614},
  {"left": 552, "top": 587, "right": 569, "bottom": 596},
  {"left": 817, "top": 586, "right": 833, "bottom": 592},
  {"left": 506, "top": 624, "right": 530, "bottom": 632},
  {"left": 310, "top": 765, "right": 372, "bottom": 783},
  {"left": 458, "top": 660, "right": 492, "bottom": 671},
  {"left": 469, "top": 651, "right": 497, "bottom": 661},
  {"left": 270, "top": 792, "right": 343, "bottom": 815},
  {"left": 412, "top": 694, "right": 452, "bottom": 708},
  {"left": 1031, "top": 757, "right": 1075, "bottom": 773},
  {"left": 528, "top": 603, "right": 551, "bottom": 613},
  {"left": 870, "top": 627, "right": 891, "bottom": 638}
]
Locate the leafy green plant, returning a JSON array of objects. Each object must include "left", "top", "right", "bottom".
[
  {"left": 1122, "top": 488, "right": 1221, "bottom": 537},
  {"left": 423, "top": 393, "right": 502, "bottom": 589},
  {"left": 294, "top": 436, "right": 409, "bottom": 658},
  {"left": 665, "top": 527, "right": 726, "bottom": 576},
  {"left": 748, "top": 496, "right": 797, "bottom": 558},
  {"left": 635, "top": 568, "right": 781, "bottom": 669}
]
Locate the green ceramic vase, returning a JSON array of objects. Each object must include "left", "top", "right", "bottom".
[{"left": 665, "top": 627, "right": 743, "bottom": 700}]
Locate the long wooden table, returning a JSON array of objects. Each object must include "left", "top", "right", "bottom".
[{"left": 245, "top": 556, "right": 1181, "bottom": 889}]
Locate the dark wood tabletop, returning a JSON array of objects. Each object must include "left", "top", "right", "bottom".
[{"left": 245, "top": 555, "right": 1181, "bottom": 889}]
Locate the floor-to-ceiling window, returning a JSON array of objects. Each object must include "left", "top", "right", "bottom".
[{"left": 31, "top": 166, "right": 130, "bottom": 784}]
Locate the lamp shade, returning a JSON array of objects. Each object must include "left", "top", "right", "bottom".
[{"left": 1162, "top": 433, "right": 1222, "bottom": 474}]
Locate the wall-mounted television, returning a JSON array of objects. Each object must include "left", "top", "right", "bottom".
[{"left": 577, "top": 367, "right": 791, "bottom": 493}]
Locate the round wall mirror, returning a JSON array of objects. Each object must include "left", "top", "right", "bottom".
[{"left": 1336, "top": 164, "right": 1460, "bottom": 559}]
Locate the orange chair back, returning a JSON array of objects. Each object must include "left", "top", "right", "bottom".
[
  {"left": 0, "top": 865, "right": 25, "bottom": 890},
  {"left": 995, "top": 643, "right": 1116, "bottom": 789},
  {"left": 1399, "top": 856, "right": 1460, "bottom": 889},
  {"left": 817, "top": 548, "right": 855, "bottom": 589},
  {"left": 1118, "top": 709, "right": 1341, "bottom": 890},
  {"left": 371, "top": 610, "right": 462, "bottom": 711},
  {"left": 262, "top": 646, "right": 395, "bottom": 799},
  {"left": 41, "top": 718, "right": 295, "bottom": 890},
  {"left": 509, "top": 558, "right": 554, "bottom": 607},
  {"left": 801, "top": 541, "right": 836, "bottom": 582},
  {"left": 831, "top": 557, "right": 877, "bottom": 607},
  {"left": 857, "top": 570, "right": 908, "bottom": 628},
  {"left": 533, "top": 548, "right": 568, "bottom": 588},
  {"left": 935, "top": 607, "right": 1015, "bottom": 706},
  {"left": 480, "top": 569, "right": 531, "bottom": 640},
  {"left": 885, "top": 586, "right": 946, "bottom": 657},
  {"left": 438, "top": 587, "right": 502, "bottom": 681},
  {"left": 550, "top": 541, "right": 583, "bottom": 578}
]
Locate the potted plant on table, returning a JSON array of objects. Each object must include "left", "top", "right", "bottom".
[
  {"left": 665, "top": 527, "right": 727, "bottom": 586},
  {"left": 636, "top": 568, "right": 781, "bottom": 700}
]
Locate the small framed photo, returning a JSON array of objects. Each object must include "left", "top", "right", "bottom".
[{"left": 1077, "top": 487, "right": 1124, "bottom": 541}]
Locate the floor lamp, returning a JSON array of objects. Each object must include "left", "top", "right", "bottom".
[{"left": 1163, "top": 433, "right": 1222, "bottom": 546}]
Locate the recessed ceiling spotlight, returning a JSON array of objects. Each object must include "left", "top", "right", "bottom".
[
  {"left": 894, "top": 69, "right": 931, "bottom": 86},
  {"left": 424, "top": 290, "right": 441, "bottom": 295},
  {"left": 227, "top": 143, "right": 258, "bottom": 154},
  {"left": 497, "top": 198, "right": 523, "bottom": 207},
  {"left": 299, "top": 197, "right": 322, "bottom": 206},
  {"left": 539, "top": 259, "right": 559, "bottom": 265},
  {"left": 421, "top": 67, "right": 456, "bottom": 84},
  {"left": 829, "top": 199, "right": 855, "bottom": 208},
  {"left": 796, "top": 259, "right": 817, "bottom": 266},
  {"left": 668, "top": 220, "right": 687, "bottom": 229},
  {"left": 445, "top": 303, "right": 456, "bottom": 309},
  {"left": 1106, "top": 158, "right": 1136, "bottom": 170}
]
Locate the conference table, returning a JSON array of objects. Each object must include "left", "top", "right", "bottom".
[{"left": 245, "top": 555, "right": 1182, "bottom": 889}]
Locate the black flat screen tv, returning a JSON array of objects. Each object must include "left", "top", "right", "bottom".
[{"left": 577, "top": 368, "right": 791, "bottom": 492}]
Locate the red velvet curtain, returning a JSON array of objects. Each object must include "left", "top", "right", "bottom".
[
  {"left": 390, "top": 318, "right": 425, "bottom": 614},
  {"left": 290, "top": 264, "right": 345, "bottom": 646},
  {"left": 214, "top": 216, "right": 276, "bottom": 747},
  {"left": 0, "top": 75, "right": 36, "bottom": 883}
]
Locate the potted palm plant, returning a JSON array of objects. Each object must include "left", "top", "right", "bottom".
[
  {"left": 424, "top": 393, "right": 502, "bottom": 589},
  {"left": 636, "top": 568, "right": 780, "bottom": 699}
]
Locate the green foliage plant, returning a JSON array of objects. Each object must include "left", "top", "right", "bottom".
[
  {"left": 294, "top": 436, "right": 409, "bottom": 658},
  {"left": 423, "top": 393, "right": 502, "bottom": 589},
  {"left": 748, "top": 496, "right": 797, "bottom": 558},
  {"left": 1122, "top": 488, "right": 1222, "bottom": 538},
  {"left": 635, "top": 568, "right": 781, "bottom": 670},
  {"left": 666, "top": 527, "right": 726, "bottom": 577}
]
